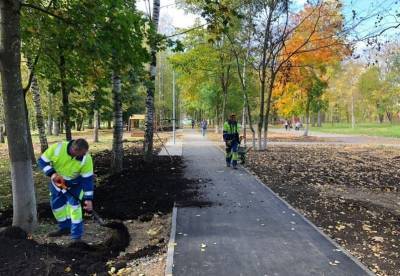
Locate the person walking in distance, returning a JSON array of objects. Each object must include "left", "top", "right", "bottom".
[{"left": 201, "top": 119, "right": 208, "bottom": 136}]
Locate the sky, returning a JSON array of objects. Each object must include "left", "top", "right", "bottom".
[{"left": 136, "top": 0, "right": 199, "bottom": 34}]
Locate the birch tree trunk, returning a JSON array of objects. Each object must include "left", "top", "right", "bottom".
[
  {"left": 111, "top": 72, "right": 123, "bottom": 173},
  {"left": 0, "top": 0, "right": 37, "bottom": 232},
  {"left": 47, "top": 92, "right": 53, "bottom": 135},
  {"left": 29, "top": 63, "right": 48, "bottom": 153},
  {"left": 144, "top": 0, "right": 160, "bottom": 162},
  {"left": 22, "top": 94, "right": 36, "bottom": 163},
  {"left": 351, "top": 92, "right": 355, "bottom": 129},
  {"left": 53, "top": 118, "right": 60, "bottom": 136}
]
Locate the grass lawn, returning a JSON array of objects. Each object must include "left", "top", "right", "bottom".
[{"left": 310, "top": 123, "right": 400, "bottom": 138}]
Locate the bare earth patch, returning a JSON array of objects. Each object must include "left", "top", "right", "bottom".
[
  {"left": 0, "top": 135, "right": 200, "bottom": 275},
  {"left": 247, "top": 145, "right": 400, "bottom": 276}
]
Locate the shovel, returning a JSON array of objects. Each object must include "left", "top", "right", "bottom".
[{"left": 55, "top": 179, "right": 106, "bottom": 226}]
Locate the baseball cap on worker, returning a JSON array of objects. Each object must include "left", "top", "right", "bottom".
[{"left": 230, "top": 113, "right": 236, "bottom": 117}]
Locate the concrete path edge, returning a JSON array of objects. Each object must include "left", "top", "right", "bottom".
[{"left": 165, "top": 206, "right": 178, "bottom": 276}]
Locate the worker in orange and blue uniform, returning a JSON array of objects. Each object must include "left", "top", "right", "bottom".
[
  {"left": 37, "top": 139, "right": 94, "bottom": 240},
  {"left": 223, "top": 113, "right": 241, "bottom": 169}
]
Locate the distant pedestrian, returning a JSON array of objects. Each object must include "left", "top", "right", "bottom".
[
  {"left": 284, "top": 120, "right": 289, "bottom": 131},
  {"left": 191, "top": 119, "right": 195, "bottom": 129},
  {"left": 295, "top": 121, "right": 301, "bottom": 131},
  {"left": 201, "top": 120, "right": 208, "bottom": 136}
]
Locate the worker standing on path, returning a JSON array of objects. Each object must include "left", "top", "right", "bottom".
[
  {"left": 223, "top": 113, "right": 241, "bottom": 169},
  {"left": 37, "top": 139, "right": 94, "bottom": 241}
]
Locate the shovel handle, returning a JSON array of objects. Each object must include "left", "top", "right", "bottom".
[{"left": 63, "top": 189, "right": 106, "bottom": 225}]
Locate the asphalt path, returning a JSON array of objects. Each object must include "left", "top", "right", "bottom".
[{"left": 168, "top": 129, "right": 373, "bottom": 276}]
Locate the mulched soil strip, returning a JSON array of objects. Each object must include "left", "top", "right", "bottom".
[
  {"left": 0, "top": 148, "right": 206, "bottom": 275},
  {"left": 247, "top": 146, "right": 400, "bottom": 276},
  {"left": 0, "top": 224, "right": 129, "bottom": 276}
]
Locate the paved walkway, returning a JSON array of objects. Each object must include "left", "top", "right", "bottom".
[{"left": 167, "top": 129, "right": 373, "bottom": 276}]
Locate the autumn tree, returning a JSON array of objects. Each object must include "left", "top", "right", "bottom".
[{"left": 277, "top": 1, "right": 349, "bottom": 136}]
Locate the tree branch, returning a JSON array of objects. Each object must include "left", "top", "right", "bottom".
[
  {"left": 21, "top": 3, "right": 70, "bottom": 23},
  {"left": 23, "top": 49, "right": 41, "bottom": 95},
  {"left": 166, "top": 24, "right": 208, "bottom": 38}
]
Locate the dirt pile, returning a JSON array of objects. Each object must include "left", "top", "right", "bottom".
[
  {"left": 94, "top": 153, "right": 202, "bottom": 220},
  {"left": 0, "top": 149, "right": 203, "bottom": 275},
  {"left": 0, "top": 224, "right": 129, "bottom": 275}
]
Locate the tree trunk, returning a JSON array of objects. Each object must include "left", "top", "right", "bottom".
[
  {"left": 317, "top": 110, "right": 322, "bottom": 127},
  {"left": 23, "top": 95, "right": 36, "bottom": 163},
  {"left": 0, "top": 1, "right": 37, "bottom": 232},
  {"left": 311, "top": 113, "right": 316, "bottom": 127},
  {"left": 93, "top": 109, "right": 99, "bottom": 142},
  {"left": 111, "top": 72, "right": 123, "bottom": 173},
  {"left": 242, "top": 103, "right": 246, "bottom": 145},
  {"left": 220, "top": 67, "right": 230, "bottom": 126},
  {"left": 143, "top": 0, "right": 160, "bottom": 162},
  {"left": 258, "top": 81, "right": 265, "bottom": 150},
  {"left": 88, "top": 117, "right": 93, "bottom": 129},
  {"left": 386, "top": 112, "right": 393, "bottom": 123},
  {"left": 59, "top": 51, "right": 72, "bottom": 141},
  {"left": 351, "top": 92, "right": 355, "bottom": 129},
  {"left": 29, "top": 63, "right": 48, "bottom": 153},
  {"left": 76, "top": 118, "right": 82, "bottom": 131},
  {"left": 263, "top": 77, "right": 276, "bottom": 149},
  {"left": 107, "top": 120, "right": 112, "bottom": 129},
  {"left": 53, "top": 118, "right": 60, "bottom": 136},
  {"left": 47, "top": 92, "right": 53, "bottom": 136},
  {"left": 0, "top": 125, "right": 5, "bottom": 143},
  {"left": 303, "top": 95, "right": 311, "bottom": 137},
  {"left": 378, "top": 114, "right": 384, "bottom": 124}
]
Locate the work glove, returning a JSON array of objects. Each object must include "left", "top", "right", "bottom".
[
  {"left": 51, "top": 173, "right": 67, "bottom": 189},
  {"left": 83, "top": 200, "right": 93, "bottom": 213}
]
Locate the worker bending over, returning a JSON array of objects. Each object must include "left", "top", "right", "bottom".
[{"left": 38, "top": 139, "right": 94, "bottom": 241}]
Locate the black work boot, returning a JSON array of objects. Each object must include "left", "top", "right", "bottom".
[{"left": 48, "top": 228, "right": 70, "bottom": 237}]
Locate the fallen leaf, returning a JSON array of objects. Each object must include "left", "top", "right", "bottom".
[{"left": 371, "top": 236, "right": 384, "bottom": 243}]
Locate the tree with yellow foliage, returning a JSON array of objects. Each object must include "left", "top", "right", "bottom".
[{"left": 277, "top": 1, "right": 350, "bottom": 136}]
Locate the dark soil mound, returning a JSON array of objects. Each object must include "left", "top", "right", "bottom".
[
  {"left": 0, "top": 150, "right": 203, "bottom": 275},
  {"left": 94, "top": 153, "right": 202, "bottom": 220},
  {"left": 0, "top": 224, "right": 129, "bottom": 276}
]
